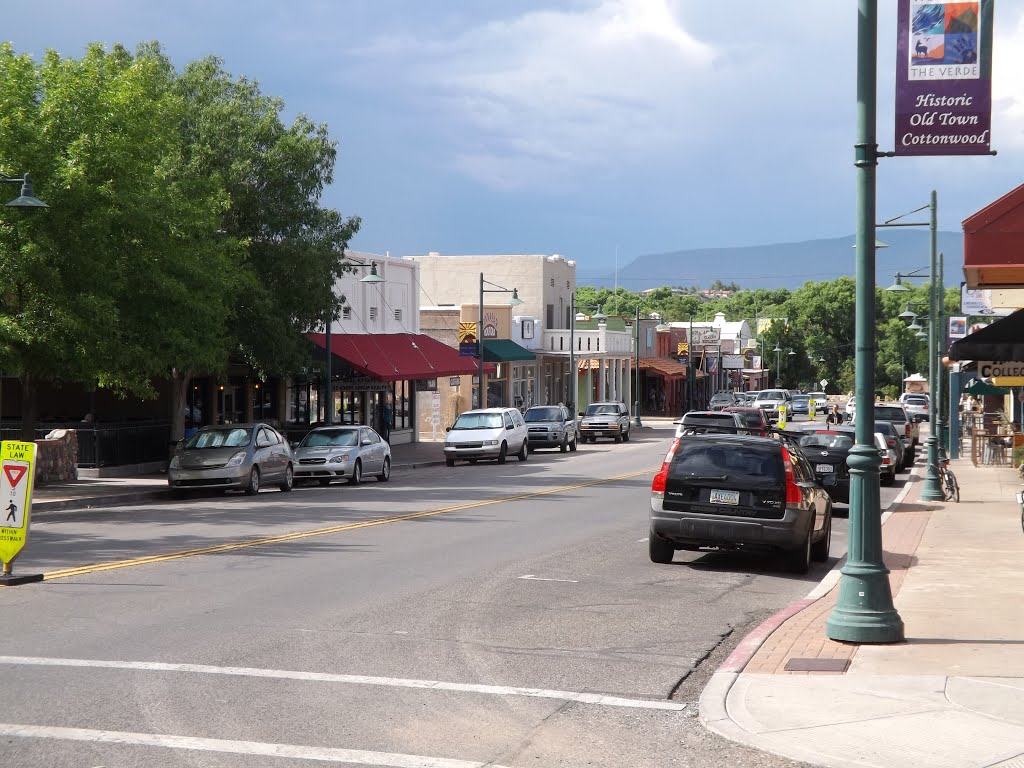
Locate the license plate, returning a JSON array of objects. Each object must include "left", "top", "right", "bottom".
[
  {"left": 816, "top": 464, "right": 834, "bottom": 473},
  {"left": 709, "top": 489, "right": 740, "bottom": 505}
]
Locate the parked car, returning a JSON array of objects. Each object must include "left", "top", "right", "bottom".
[
  {"left": 796, "top": 427, "right": 855, "bottom": 504},
  {"left": 845, "top": 396, "right": 856, "bottom": 422},
  {"left": 444, "top": 407, "right": 529, "bottom": 466},
  {"left": 673, "top": 410, "right": 747, "bottom": 438},
  {"left": 722, "top": 406, "right": 771, "bottom": 437},
  {"left": 876, "top": 431, "right": 898, "bottom": 486},
  {"left": 578, "top": 402, "right": 631, "bottom": 443},
  {"left": 791, "top": 395, "right": 811, "bottom": 415},
  {"left": 753, "top": 389, "right": 793, "bottom": 422},
  {"left": 900, "top": 393, "right": 930, "bottom": 423},
  {"left": 292, "top": 425, "right": 391, "bottom": 486},
  {"left": 168, "top": 422, "right": 294, "bottom": 495},
  {"left": 856, "top": 403, "right": 918, "bottom": 462},
  {"left": 709, "top": 392, "right": 740, "bottom": 411},
  {"left": 874, "top": 420, "right": 908, "bottom": 471},
  {"left": 523, "top": 404, "right": 578, "bottom": 452},
  {"left": 649, "top": 433, "right": 833, "bottom": 573},
  {"left": 806, "top": 391, "right": 828, "bottom": 410}
]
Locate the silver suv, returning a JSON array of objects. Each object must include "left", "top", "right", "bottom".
[
  {"left": 444, "top": 407, "right": 529, "bottom": 466},
  {"left": 754, "top": 389, "right": 792, "bottom": 421},
  {"left": 579, "top": 402, "right": 631, "bottom": 443},
  {"left": 523, "top": 405, "right": 578, "bottom": 452}
]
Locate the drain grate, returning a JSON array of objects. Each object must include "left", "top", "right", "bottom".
[{"left": 784, "top": 657, "right": 850, "bottom": 673}]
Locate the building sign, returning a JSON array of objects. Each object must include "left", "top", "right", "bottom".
[
  {"left": 722, "top": 354, "right": 744, "bottom": 370},
  {"left": 677, "top": 342, "right": 689, "bottom": 356},
  {"left": 960, "top": 282, "right": 1012, "bottom": 316},
  {"left": 458, "top": 322, "right": 478, "bottom": 357},
  {"left": 482, "top": 311, "right": 499, "bottom": 339},
  {"left": 336, "top": 377, "right": 389, "bottom": 392},
  {"left": 690, "top": 328, "right": 720, "bottom": 346},
  {"left": 978, "top": 361, "right": 1024, "bottom": 378},
  {"left": 420, "top": 378, "right": 438, "bottom": 391},
  {"left": 895, "top": 0, "right": 994, "bottom": 156}
]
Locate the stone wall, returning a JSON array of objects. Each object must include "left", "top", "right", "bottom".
[{"left": 34, "top": 429, "right": 79, "bottom": 485}]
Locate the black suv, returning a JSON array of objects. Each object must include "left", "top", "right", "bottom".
[
  {"left": 649, "top": 434, "right": 832, "bottom": 573},
  {"left": 795, "top": 427, "right": 856, "bottom": 504}
]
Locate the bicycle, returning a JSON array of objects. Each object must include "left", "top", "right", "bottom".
[{"left": 938, "top": 458, "right": 959, "bottom": 503}]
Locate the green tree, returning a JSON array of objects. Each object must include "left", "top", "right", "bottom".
[
  {"left": 174, "top": 56, "right": 361, "bottom": 382},
  {"left": 0, "top": 43, "right": 240, "bottom": 439}
]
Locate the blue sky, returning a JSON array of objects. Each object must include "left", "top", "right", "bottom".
[{"left": 6, "top": 1, "right": 1024, "bottom": 279}]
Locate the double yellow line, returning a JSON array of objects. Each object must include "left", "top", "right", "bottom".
[{"left": 43, "top": 468, "right": 655, "bottom": 581}]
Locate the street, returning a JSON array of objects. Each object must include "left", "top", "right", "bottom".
[{"left": 1, "top": 421, "right": 913, "bottom": 767}]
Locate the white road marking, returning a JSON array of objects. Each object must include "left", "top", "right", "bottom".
[
  {"left": 0, "top": 723, "right": 512, "bottom": 768},
  {"left": 637, "top": 537, "right": 649, "bottom": 542},
  {"left": 0, "top": 655, "right": 685, "bottom": 711},
  {"left": 518, "top": 574, "right": 578, "bottom": 583}
]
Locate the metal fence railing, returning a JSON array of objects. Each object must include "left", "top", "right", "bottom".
[{"left": 0, "top": 422, "right": 172, "bottom": 468}]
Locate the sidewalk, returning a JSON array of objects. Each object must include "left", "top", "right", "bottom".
[
  {"left": 30, "top": 439, "right": 449, "bottom": 513},
  {"left": 701, "top": 457, "right": 1024, "bottom": 768}
]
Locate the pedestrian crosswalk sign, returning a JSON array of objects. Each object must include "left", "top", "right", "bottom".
[{"left": 0, "top": 441, "right": 36, "bottom": 569}]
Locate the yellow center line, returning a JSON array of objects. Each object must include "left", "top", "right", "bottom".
[{"left": 42, "top": 468, "right": 657, "bottom": 581}]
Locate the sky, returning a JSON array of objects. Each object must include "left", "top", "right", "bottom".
[{"left": 5, "top": 1, "right": 1024, "bottom": 283}]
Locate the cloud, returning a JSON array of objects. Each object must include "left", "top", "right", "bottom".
[{"left": 353, "top": 0, "right": 718, "bottom": 188}]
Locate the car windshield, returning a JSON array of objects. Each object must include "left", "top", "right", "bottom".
[
  {"left": 711, "top": 394, "right": 733, "bottom": 402},
  {"left": 683, "top": 415, "right": 737, "bottom": 427},
  {"left": 301, "top": 429, "right": 358, "bottom": 448},
  {"left": 905, "top": 396, "right": 928, "bottom": 405},
  {"left": 524, "top": 407, "right": 562, "bottom": 422},
  {"left": 755, "top": 391, "right": 785, "bottom": 401},
  {"left": 875, "top": 406, "right": 907, "bottom": 421},
  {"left": 793, "top": 396, "right": 810, "bottom": 403},
  {"left": 185, "top": 427, "right": 253, "bottom": 449},
  {"left": 585, "top": 404, "right": 619, "bottom": 416},
  {"left": 807, "top": 392, "right": 826, "bottom": 400},
  {"left": 799, "top": 432, "right": 854, "bottom": 450},
  {"left": 452, "top": 413, "right": 505, "bottom": 430}
]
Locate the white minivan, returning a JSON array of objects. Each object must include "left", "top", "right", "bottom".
[{"left": 443, "top": 407, "right": 529, "bottom": 466}]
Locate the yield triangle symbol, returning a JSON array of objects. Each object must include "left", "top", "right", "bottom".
[{"left": 3, "top": 464, "right": 27, "bottom": 489}]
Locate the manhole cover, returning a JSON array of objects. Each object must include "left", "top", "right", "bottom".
[{"left": 784, "top": 657, "right": 850, "bottom": 673}]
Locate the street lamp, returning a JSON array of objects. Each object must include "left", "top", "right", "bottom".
[
  {"left": 825, "top": 0, "right": 904, "bottom": 644},
  {"left": 324, "top": 258, "right": 384, "bottom": 424},
  {"left": 1, "top": 173, "right": 48, "bottom": 208},
  {"left": 568, "top": 299, "right": 605, "bottom": 414},
  {"left": 479, "top": 274, "right": 523, "bottom": 409}
]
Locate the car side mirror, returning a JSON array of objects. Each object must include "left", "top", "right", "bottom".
[
  {"left": 578, "top": 412, "right": 584, "bottom": 417},
  {"left": 361, "top": 438, "right": 372, "bottom": 446},
  {"left": 445, "top": 427, "right": 452, "bottom": 433},
  {"left": 290, "top": 441, "right": 299, "bottom": 450},
  {"left": 257, "top": 439, "right": 269, "bottom": 448}
]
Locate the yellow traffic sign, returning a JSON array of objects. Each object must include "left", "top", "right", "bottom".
[{"left": 0, "top": 441, "right": 37, "bottom": 574}]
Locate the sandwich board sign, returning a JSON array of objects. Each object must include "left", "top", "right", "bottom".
[{"left": 0, "top": 441, "right": 41, "bottom": 584}]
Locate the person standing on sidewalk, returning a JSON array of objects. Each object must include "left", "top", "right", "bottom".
[{"left": 381, "top": 398, "right": 392, "bottom": 443}]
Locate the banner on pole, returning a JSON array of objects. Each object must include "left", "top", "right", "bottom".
[{"left": 895, "top": 0, "right": 994, "bottom": 156}]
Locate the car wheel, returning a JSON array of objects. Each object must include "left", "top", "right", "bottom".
[
  {"left": 348, "top": 459, "right": 362, "bottom": 485},
  {"left": 517, "top": 440, "right": 528, "bottom": 462},
  {"left": 622, "top": 429, "right": 630, "bottom": 443},
  {"left": 784, "top": 525, "right": 812, "bottom": 574},
  {"left": 559, "top": 436, "right": 567, "bottom": 452},
  {"left": 497, "top": 442, "right": 507, "bottom": 464},
  {"left": 279, "top": 464, "right": 294, "bottom": 492},
  {"left": 649, "top": 534, "right": 674, "bottom": 564},
  {"left": 811, "top": 516, "right": 831, "bottom": 563},
  {"left": 244, "top": 467, "right": 260, "bottom": 496},
  {"left": 445, "top": 457, "right": 455, "bottom": 467},
  {"left": 614, "top": 433, "right": 623, "bottom": 444},
  {"left": 569, "top": 435, "right": 577, "bottom": 452},
  {"left": 377, "top": 457, "right": 391, "bottom": 482},
  {"left": 318, "top": 478, "right": 332, "bottom": 487}
]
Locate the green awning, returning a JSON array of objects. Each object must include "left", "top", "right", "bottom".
[
  {"left": 482, "top": 339, "right": 535, "bottom": 362},
  {"left": 963, "top": 378, "right": 1009, "bottom": 396}
]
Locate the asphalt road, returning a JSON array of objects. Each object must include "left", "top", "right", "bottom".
[{"left": 0, "top": 421, "right": 914, "bottom": 767}]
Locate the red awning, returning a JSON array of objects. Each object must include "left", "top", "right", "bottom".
[
  {"left": 963, "top": 182, "right": 1024, "bottom": 288},
  {"left": 307, "top": 333, "right": 484, "bottom": 382}
]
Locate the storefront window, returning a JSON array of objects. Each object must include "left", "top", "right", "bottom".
[{"left": 389, "top": 380, "right": 412, "bottom": 430}]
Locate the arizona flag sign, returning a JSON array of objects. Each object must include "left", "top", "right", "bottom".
[{"left": 895, "top": 0, "right": 995, "bottom": 155}]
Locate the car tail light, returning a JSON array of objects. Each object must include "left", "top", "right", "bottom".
[
  {"left": 905, "top": 424, "right": 911, "bottom": 439},
  {"left": 881, "top": 453, "right": 892, "bottom": 466},
  {"left": 652, "top": 438, "right": 680, "bottom": 496},
  {"left": 779, "top": 446, "right": 802, "bottom": 505}
]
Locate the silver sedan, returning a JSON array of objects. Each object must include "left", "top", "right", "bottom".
[
  {"left": 293, "top": 426, "right": 392, "bottom": 486},
  {"left": 168, "top": 423, "right": 294, "bottom": 495}
]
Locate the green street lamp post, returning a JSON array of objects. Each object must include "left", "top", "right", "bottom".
[
  {"left": 632, "top": 305, "right": 644, "bottom": 427},
  {"left": 686, "top": 316, "right": 695, "bottom": 412},
  {"left": 325, "top": 260, "right": 384, "bottom": 424},
  {"left": 1, "top": 173, "right": 48, "bottom": 209},
  {"left": 479, "top": 274, "right": 523, "bottom": 409},
  {"left": 825, "top": 0, "right": 904, "bottom": 644}
]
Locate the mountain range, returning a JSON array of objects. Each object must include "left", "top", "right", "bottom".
[{"left": 577, "top": 230, "right": 965, "bottom": 291}]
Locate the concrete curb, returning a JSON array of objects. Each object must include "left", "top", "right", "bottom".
[
  {"left": 32, "top": 459, "right": 449, "bottom": 514},
  {"left": 699, "top": 461, "right": 925, "bottom": 743}
]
